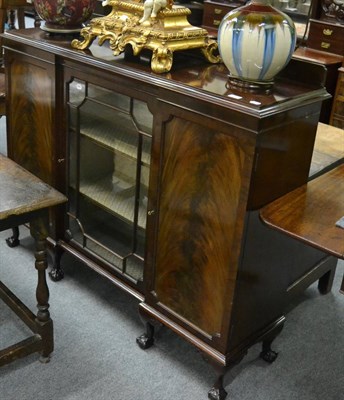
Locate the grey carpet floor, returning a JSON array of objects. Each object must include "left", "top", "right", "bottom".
[{"left": 0, "top": 228, "right": 343, "bottom": 400}]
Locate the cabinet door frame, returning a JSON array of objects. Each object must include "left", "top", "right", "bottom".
[
  {"left": 62, "top": 65, "right": 158, "bottom": 292},
  {"left": 144, "top": 98, "right": 256, "bottom": 352}
]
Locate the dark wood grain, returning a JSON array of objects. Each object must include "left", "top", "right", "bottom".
[
  {"left": 6, "top": 56, "right": 54, "bottom": 184},
  {"left": 260, "top": 164, "right": 344, "bottom": 259},
  {"left": 154, "top": 116, "right": 254, "bottom": 336}
]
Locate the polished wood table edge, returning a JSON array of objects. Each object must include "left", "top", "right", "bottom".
[
  {"left": 293, "top": 47, "right": 344, "bottom": 65},
  {"left": 260, "top": 164, "right": 344, "bottom": 260}
]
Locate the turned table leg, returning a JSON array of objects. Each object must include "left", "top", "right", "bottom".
[{"left": 31, "top": 223, "right": 53, "bottom": 362}]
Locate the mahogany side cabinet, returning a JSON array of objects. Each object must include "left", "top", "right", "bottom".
[{"left": 3, "top": 28, "right": 337, "bottom": 400}]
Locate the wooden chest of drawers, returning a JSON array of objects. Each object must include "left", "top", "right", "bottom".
[
  {"left": 202, "top": 0, "right": 243, "bottom": 35},
  {"left": 307, "top": 19, "right": 344, "bottom": 56}
]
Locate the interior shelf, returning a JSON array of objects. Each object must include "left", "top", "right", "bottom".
[
  {"left": 79, "top": 112, "right": 151, "bottom": 166},
  {"left": 77, "top": 175, "right": 147, "bottom": 229}
]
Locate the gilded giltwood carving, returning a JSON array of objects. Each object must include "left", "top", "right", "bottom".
[{"left": 71, "top": 0, "right": 220, "bottom": 73}]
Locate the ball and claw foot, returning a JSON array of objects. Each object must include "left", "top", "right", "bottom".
[
  {"left": 260, "top": 348, "right": 278, "bottom": 363},
  {"left": 6, "top": 236, "right": 20, "bottom": 247},
  {"left": 39, "top": 354, "right": 51, "bottom": 364},
  {"left": 49, "top": 267, "right": 64, "bottom": 282},
  {"left": 6, "top": 227, "right": 20, "bottom": 247},
  {"left": 208, "top": 386, "right": 228, "bottom": 400},
  {"left": 136, "top": 333, "right": 154, "bottom": 350}
]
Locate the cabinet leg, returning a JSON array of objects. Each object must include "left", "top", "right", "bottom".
[
  {"left": 205, "top": 350, "right": 247, "bottom": 400},
  {"left": 136, "top": 321, "right": 155, "bottom": 350},
  {"left": 259, "top": 317, "right": 284, "bottom": 363},
  {"left": 48, "top": 245, "right": 65, "bottom": 282},
  {"left": 260, "top": 339, "right": 278, "bottom": 363},
  {"left": 6, "top": 226, "right": 20, "bottom": 247},
  {"left": 208, "top": 373, "right": 227, "bottom": 400}
]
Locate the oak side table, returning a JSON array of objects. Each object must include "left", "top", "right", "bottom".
[{"left": 0, "top": 154, "right": 66, "bottom": 366}]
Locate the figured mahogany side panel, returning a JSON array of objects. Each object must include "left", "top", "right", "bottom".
[
  {"left": 153, "top": 116, "right": 254, "bottom": 337},
  {"left": 6, "top": 55, "right": 54, "bottom": 184},
  {"left": 248, "top": 108, "right": 320, "bottom": 210}
]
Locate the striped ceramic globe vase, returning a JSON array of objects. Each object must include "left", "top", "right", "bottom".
[{"left": 217, "top": 0, "right": 296, "bottom": 89}]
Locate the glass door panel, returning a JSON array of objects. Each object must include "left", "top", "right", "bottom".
[{"left": 67, "top": 79, "right": 152, "bottom": 283}]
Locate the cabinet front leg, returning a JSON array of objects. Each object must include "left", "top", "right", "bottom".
[
  {"left": 136, "top": 303, "right": 157, "bottom": 349},
  {"left": 6, "top": 226, "right": 20, "bottom": 247},
  {"left": 48, "top": 245, "right": 65, "bottom": 282},
  {"left": 260, "top": 340, "right": 278, "bottom": 363},
  {"left": 205, "top": 350, "right": 246, "bottom": 400},
  {"left": 136, "top": 320, "right": 155, "bottom": 350},
  {"left": 259, "top": 320, "right": 284, "bottom": 363},
  {"left": 208, "top": 372, "right": 227, "bottom": 400}
]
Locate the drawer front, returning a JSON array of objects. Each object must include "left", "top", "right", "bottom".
[
  {"left": 202, "top": 3, "right": 237, "bottom": 30},
  {"left": 307, "top": 21, "right": 344, "bottom": 55}
]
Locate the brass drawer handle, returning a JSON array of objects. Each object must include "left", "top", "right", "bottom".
[
  {"left": 214, "top": 8, "right": 223, "bottom": 14},
  {"left": 321, "top": 42, "right": 331, "bottom": 49},
  {"left": 213, "top": 19, "right": 221, "bottom": 26},
  {"left": 323, "top": 29, "right": 333, "bottom": 36},
  {"left": 147, "top": 210, "right": 155, "bottom": 216}
]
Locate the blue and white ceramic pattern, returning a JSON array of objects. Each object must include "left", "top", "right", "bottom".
[{"left": 218, "top": 0, "right": 296, "bottom": 88}]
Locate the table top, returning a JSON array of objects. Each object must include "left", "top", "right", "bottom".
[
  {"left": 260, "top": 163, "right": 344, "bottom": 259},
  {"left": 0, "top": 154, "right": 67, "bottom": 220},
  {"left": 293, "top": 47, "right": 344, "bottom": 66}
]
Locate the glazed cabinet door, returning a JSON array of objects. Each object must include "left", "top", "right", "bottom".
[
  {"left": 144, "top": 101, "right": 256, "bottom": 352},
  {"left": 64, "top": 70, "right": 153, "bottom": 290}
]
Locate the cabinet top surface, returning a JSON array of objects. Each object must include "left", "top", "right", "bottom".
[{"left": 3, "top": 28, "right": 330, "bottom": 115}]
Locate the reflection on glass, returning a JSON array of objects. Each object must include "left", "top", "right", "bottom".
[
  {"left": 67, "top": 78, "right": 152, "bottom": 283},
  {"left": 270, "top": 0, "right": 312, "bottom": 16}
]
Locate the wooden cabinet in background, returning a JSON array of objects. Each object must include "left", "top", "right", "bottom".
[
  {"left": 330, "top": 63, "right": 344, "bottom": 128},
  {"left": 3, "top": 28, "right": 338, "bottom": 400},
  {"left": 307, "top": 19, "right": 344, "bottom": 56},
  {"left": 202, "top": 0, "right": 243, "bottom": 35},
  {"left": 202, "top": 0, "right": 323, "bottom": 38},
  {"left": 293, "top": 47, "right": 343, "bottom": 123}
]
